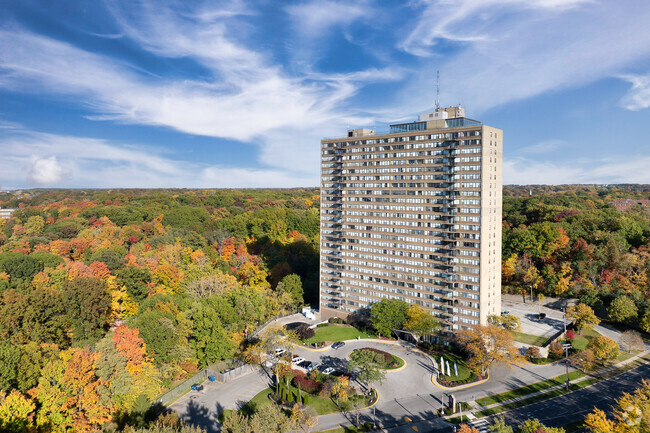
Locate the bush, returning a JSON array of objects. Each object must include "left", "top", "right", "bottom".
[
  {"left": 317, "top": 323, "right": 329, "bottom": 328},
  {"left": 353, "top": 347, "right": 393, "bottom": 367},
  {"left": 296, "top": 323, "right": 315, "bottom": 340},
  {"left": 292, "top": 371, "right": 320, "bottom": 394},
  {"left": 329, "top": 317, "right": 345, "bottom": 324},
  {"left": 566, "top": 330, "right": 575, "bottom": 340},
  {"left": 526, "top": 346, "right": 541, "bottom": 359}
]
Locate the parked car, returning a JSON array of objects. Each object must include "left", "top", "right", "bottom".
[
  {"left": 331, "top": 342, "right": 345, "bottom": 349},
  {"left": 298, "top": 360, "right": 311, "bottom": 369},
  {"left": 538, "top": 313, "right": 546, "bottom": 320},
  {"left": 306, "top": 362, "right": 319, "bottom": 372},
  {"left": 501, "top": 310, "right": 510, "bottom": 316},
  {"left": 292, "top": 356, "right": 305, "bottom": 364},
  {"left": 274, "top": 348, "right": 287, "bottom": 356},
  {"left": 322, "top": 367, "right": 334, "bottom": 375},
  {"left": 316, "top": 364, "right": 329, "bottom": 373},
  {"left": 191, "top": 384, "right": 204, "bottom": 391},
  {"left": 331, "top": 370, "right": 351, "bottom": 378}
]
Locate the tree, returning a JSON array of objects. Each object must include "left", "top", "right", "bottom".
[
  {"left": 518, "top": 418, "right": 565, "bottom": 433},
  {"left": 371, "top": 298, "right": 409, "bottom": 337},
  {"left": 347, "top": 349, "right": 386, "bottom": 389},
  {"left": 583, "top": 408, "right": 615, "bottom": 433},
  {"left": 488, "top": 416, "right": 513, "bottom": 433},
  {"left": 0, "top": 389, "right": 36, "bottom": 433},
  {"left": 565, "top": 304, "right": 600, "bottom": 335},
  {"left": 0, "top": 341, "right": 20, "bottom": 391},
  {"left": 456, "top": 325, "right": 522, "bottom": 375},
  {"left": 116, "top": 266, "right": 152, "bottom": 302},
  {"left": 331, "top": 376, "right": 349, "bottom": 406},
  {"left": 607, "top": 296, "right": 638, "bottom": 323},
  {"left": 221, "top": 410, "right": 250, "bottom": 433},
  {"left": 641, "top": 311, "right": 650, "bottom": 333},
  {"left": 190, "top": 302, "right": 235, "bottom": 367},
  {"left": 404, "top": 305, "right": 441, "bottom": 343},
  {"left": 587, "top": 336, "right": 620, "bottom": 363},
  {"left": 249, "top": 402, "right": 290, "bottom": 433},
  {"left": 61, "top": 276, "right": 112, "bottom": 344},
  {"left": 569, "top": 349, "right": 596, "bottom": 372},
  {"left": 526, "top": 346, "right": 541, "bottom": 359},
  {"left": 277, "top": 274, "right": 304, "bottom": 309},
  {"left": 289, "top": 403, "right": 317, "bottom": 433},
  {"left": 488, "top": 314, "right": 521, "bottom": 331},
  {"left": 618, "top": 330, "right": 644, "bottom": 353},
  {"left": 30, "top": 347, "right": 112, "bottom": 433},
  {"left": 584, "top": 379, "right": 650, "bottom": 433},
  {"left": 296, "top": 323, "right": 315, "bottom": 340}
]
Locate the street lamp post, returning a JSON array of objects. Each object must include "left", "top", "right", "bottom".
[{"left": 563, "top": 307, "right": 569, "bottom": 390}]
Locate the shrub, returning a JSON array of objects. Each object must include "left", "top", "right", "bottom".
[
  {"left": 526, "top": 346, "right": 541, "bottom": 359},
  {"left": 566, "top": 330, "right": 575, "bottom": 340},
  {"left": 292, "top": 371, "right": 320, "bottom": 394},
  {"left": 317, "top": 323, "right": 329, "bottom": 328},
  {"left": 353, "top": 347, "right": 393, "bottom": 367},
  {"left": 296, "top": 323, "right": 315, "bottom": 340}
]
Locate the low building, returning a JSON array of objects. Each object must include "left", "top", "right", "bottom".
[
  {"left": 0, "top": 208, "right": 16, "bottom": 219},
  {"left": 611, "top": 199, "right": 650, "bottom": 212}
]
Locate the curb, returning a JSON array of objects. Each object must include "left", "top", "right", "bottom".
[
  {"left": 345, "top": 349, "right": 408, "bottom": 373},
  {"left": 431, "top": 370, "right": 490, "bottom": 391}
]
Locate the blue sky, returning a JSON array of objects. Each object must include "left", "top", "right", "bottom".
[{"left": 1, "top": 0, "right": 650, "bottom": 189}]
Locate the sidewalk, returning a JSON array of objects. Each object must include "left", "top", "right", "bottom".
[{"left": 468, "top": 350, "right": 649, "bottom": 415}]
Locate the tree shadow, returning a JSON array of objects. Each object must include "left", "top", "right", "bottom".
[
  {"left": 318, "top": 354, "right": 350, "bottom": 373},
  {"left": 182, "top": 398, "right": 219, "bottom": 433}
]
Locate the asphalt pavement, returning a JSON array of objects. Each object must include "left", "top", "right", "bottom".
[{"left": 490, "top": 362, "right": 650, "bottom": 429}]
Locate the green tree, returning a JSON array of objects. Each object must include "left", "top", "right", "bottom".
[
  {"left": 565, "top": 303, "right": 600, "bottom": 335},
  {"left": 518, "top": 418, "right": 565, "bottom": 433},
  {"left": 347, "top": 349, "right": 386, "bottom": 389},
  {"left": 607, "top": 296, "right": 638, "bottom": 323},
  {"left": 488, "top": 416, "right": 513, "bottom": 433},
  {"left": 134, "top": 310, "right": 181, "bottom": 365},
  {"left": 116, "top": 266, "right": 152, "bottom": 302},
  {"left": 0, "top": 253, "right": 43, "bottom": 283},
  {"left": 276, "top": 274, "right": 304, "bottom": 309},
  {"left": 0, "top": 389, "right": 36, "bottom": 433},
  {"left": 61, "top": 276, "right": 111, "bottom": 344},
  {"left": 190, "top": 302, "right": 235, "bottom": 368},
  {"left": 371, "top": 298, "right": 409, "bottom": 337},
  {"left": 641, "top": 311, "right": 650, "bottom": 333},
  {"left": 0, "top": 341, "right": 20, "bottom": 391},
  {"left": 16, "top": 342, "right": 59, "bottom": 394}
]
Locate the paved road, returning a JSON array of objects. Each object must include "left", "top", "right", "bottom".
[
  {"left": 490, "top": 362, "right": 650, "bottom": 429},
  {"left": 171, "top": 369, "right": 271, "bottom": 433}
]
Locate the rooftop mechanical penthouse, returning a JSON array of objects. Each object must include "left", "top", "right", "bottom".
[{"left": 319, "top": 106, "right": 502, "bottom": 331}]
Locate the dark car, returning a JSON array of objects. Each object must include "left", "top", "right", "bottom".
[
  {"left": 331, "top": 370, "right": 351, "bottom": 378},
  {"left": 298, "top": 360, "right": 311, "bottom": 369},
  {"left": 538, "top": 313, "right": 547, "bottom": 320},
  {"left": 331, "top": 341, "right": 345, "bottom": 349},
  {"left": 501, "top": 310, "right": 510, "bottom": 316}
]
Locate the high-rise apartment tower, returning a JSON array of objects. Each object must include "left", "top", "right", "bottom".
[{"left": 319, "top": 106, "right": 502, "bottom": 331}]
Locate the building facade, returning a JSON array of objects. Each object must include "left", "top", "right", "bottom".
[
  {"left": 611, "top": 199, "right": 650, "bottom": 212},
  {"left": 0, "top": 208, "right": 16, "bottom": 219},
  {"left": 319, "top": 106, "right": 502, "bottom": 331}
]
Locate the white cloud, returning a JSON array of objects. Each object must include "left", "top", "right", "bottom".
[
  {"left": 286, "top": 1, "right": 370, "bottom": 38},
  {"left": 504, "top": 155, "right": 650, "bottom": 184},
  {"left": 0, "top": 128, "right": 316, "bottom": 189},
  {"left": 396, "top": 0, "right": 650, "bottom": 114},
  {"left": 619, "top": 73, "right": 650, "bottom": 111},
  {"left": 28, "top": 157, "right": 67, "bottom": 185}
]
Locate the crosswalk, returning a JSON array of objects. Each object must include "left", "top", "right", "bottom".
[{"left": 468, "top": 418, "right": 490, "bottom": 433}]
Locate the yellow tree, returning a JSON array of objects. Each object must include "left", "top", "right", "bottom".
[
  {"left": 456, "top": 325, "right": 522, "bottom": 376},
  {"left": 566, "top": 303, "right": 600, "bottom": 335},
  {"left": 331, "top": 376, "right": 349, "bottom": 406},
  {"left": 290, "top": 403, "right": 317, "bottom": 433},
  {"left": 555, "top": 262, "right": 573, "bottom": 296},
  {"left": 404, "top": 305, "right": 441, "bottom": 343},
  {"left": 584, "top": 379, "right": 650, "bottom": 432},
  {"left": 0, "top": 389, "right": 36, "bottom": 432},
  {"left": 587, "top": 336, "right": 619, "bottom": 364}
]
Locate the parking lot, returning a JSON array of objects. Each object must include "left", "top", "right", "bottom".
[{"left": 502, "top": 296, "right": 569, "bottom": 339}]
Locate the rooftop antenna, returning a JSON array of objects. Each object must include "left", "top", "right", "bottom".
[{"left": 435, "top": 70, "right": 440, "bottom": 111}]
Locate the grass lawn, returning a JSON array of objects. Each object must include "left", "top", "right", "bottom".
[
  {"left": 305, "top": 325, "right": 375, "bottom": 345},
  {"left": 239, "top": 388, "right": 274, "bottom": 416},
  {"left": 571, "top": 327, "right": 601, "bottom": 351},
  {"left": 616, "top": 349, "right": 641, "bottom": 362},
  {"left": 512, "top": 331, "right": 549, "bottom": 346},
  {"left": 476, "top": 370, "right": 585, "bottom": 406},
  {"left": 316, "top": 427, "right": 365, "bottom": 433},
  {"left": 435, "top": 352, "right": 473, "bottom": 382}
]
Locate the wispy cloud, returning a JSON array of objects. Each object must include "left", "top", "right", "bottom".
[
  {"left": 619, "top": 73, "right": 650, "bottom": 111},
  {"left": 286, "top": 0, "right": 371, "bottom": 38},
  {"left": 504, "top": 155, "right": 650, "bottom": 185},
  {"left": 396, "top": 0, "right": 650, "bottom": 114},
  {"left": 0, "top": 128, "right": 316, "bottom": 189}
]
